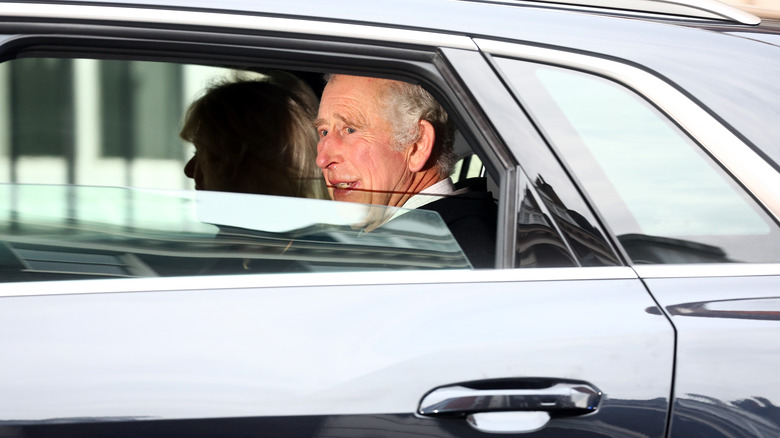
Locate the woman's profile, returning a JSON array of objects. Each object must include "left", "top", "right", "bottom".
[{"left": 180, "top": 76, "right": 327, "bottom": 199}]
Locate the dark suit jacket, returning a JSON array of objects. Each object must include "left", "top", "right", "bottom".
[{"left": 418, "top": 191, "right": 498, "bottom": 269}]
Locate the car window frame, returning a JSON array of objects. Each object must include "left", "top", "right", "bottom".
[
  {"left": 492, "top": 56, "right": 780, "bottom": 264},
  {"left": 477, "top": 38, "right": 780, "bottom": 268},
  {"left": 478, "top": 38, "right": 780, "bottom": 227},
  {"left": 442, "top": 47, "right": 624, "bottom": 268},
  {"left": 0, "top": 14, "right": 544, "bottom": 274}
]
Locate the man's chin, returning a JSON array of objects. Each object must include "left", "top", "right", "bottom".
[{"left": 332, "top": 189, "right": 364, "bottom": 203}]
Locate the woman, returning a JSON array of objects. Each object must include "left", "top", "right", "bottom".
[{"left": 180, "top": 77, "right": 327, "bottom": 199}]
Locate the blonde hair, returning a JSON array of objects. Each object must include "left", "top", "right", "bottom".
[{"left": 180, "top": 78, "right": 327, "bottom": 199}]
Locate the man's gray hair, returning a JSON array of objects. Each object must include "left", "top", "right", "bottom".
[
  {"left": 378, "top": 80, "right": 456, "bottom": 177},
  {"left": 324, "top": 74, "right": 456, "bottom": 177}
]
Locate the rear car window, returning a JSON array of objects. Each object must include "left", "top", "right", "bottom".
[
  {"left": 495, "top": 57, "right": 780, "bottom": 264},
  {"left": 0, "top": 57, "right": 487, "bottom": 281}
]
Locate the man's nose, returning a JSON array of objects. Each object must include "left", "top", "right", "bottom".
[{"left": 316, "top": 135, "right": 342, "bottom": 170}]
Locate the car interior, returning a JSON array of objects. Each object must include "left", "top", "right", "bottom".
[{"left": 0, "top": 55, "right": 499, "bottom": 281}]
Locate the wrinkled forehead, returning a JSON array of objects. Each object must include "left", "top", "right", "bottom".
[
  {"left": 327, "top": 74, "right": 391, "bottom": 90},
  {"left": 323, "top": 75, "right": 387, "bottom": 102},
  {"left": 320, "top": 75, "right": 391, "bottom": 122}
]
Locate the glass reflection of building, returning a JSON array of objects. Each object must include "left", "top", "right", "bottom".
[
  {"left": 516, "top": 175, "right": 619, "bottom": 268},
  {"left": 521, "top": 174, "right": 734, "bottom": 266}
]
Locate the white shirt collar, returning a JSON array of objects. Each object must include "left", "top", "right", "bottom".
[
  {"left": 359, "top": 178, "right": 464, "bottom": 233},
  {"left": 400, "top": 178, "right": 456, "bottom": 210}
]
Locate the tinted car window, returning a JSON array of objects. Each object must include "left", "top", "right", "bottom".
[
  {"left": 0, "top": 184, "right": 471, "bottom": 282},
  {"left": 496, "top": 58, "right": 780, "bottom": 264},
  {"left": 0, "top": 58, "right": 234, "bottom": 188},
  {"left": 0, "top": 56, "right": 495, "bottom": 276}
]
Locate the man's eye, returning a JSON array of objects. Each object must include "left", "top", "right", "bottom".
[
  {"left": 320, "top": 129, "right": 328, "bottom": 137},
  {"left": 346, "top": 127, "right": 356, "bottom": 134}
]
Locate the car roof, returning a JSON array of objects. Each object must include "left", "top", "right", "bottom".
[
  {"left": 10, "top": 0, "right": 777, "bottom": 56},
  {"left": 21, "top": 0, "right": 761, "bottom": 24}
]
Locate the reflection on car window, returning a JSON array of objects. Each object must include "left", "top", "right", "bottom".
[
  {"left": 496, "top": 58, "right": 780, "bottom": 264},
  {"left": 0, "top": 57, "right": 496, "bottom": 272},
  {"left": 0, "top": 58, "right": 271, "bottom": 189},
  {"left": 0, "top": 184, "right": 471, "bottom": 283}
]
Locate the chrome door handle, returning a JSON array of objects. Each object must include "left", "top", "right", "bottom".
[{"left": 418, "top": 378, "right": 602, "bottom": 433}]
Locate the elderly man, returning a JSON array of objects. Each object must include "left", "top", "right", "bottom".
[{"left": 314, "top": 74, "right": 497, "bottom": 268}]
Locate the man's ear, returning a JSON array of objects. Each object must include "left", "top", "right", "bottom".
[{"left": 406, "top": 120, "right": 435, "bottom": 173}]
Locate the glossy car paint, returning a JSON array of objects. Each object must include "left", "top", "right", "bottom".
[
  {"left": 636, "top": 264, "right": 780, "bottom": 438},
  {"left": 2, "top": 268, "right": 673, "bottom": 436},
  {"left": 1, "top": 0, "right": 779, "bottom": 436}
]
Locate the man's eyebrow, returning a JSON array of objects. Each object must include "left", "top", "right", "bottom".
[
  {"left": 340, "top": 113, "right": 369, "bottom": 129},
  {"left": 312, "top": 113, "right": 369, "bottom": 129},
  {"left": 312, "top": 115, "right": 343, "bottom": 128}
]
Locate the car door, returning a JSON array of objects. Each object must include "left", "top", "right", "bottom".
[
  {"left": 640, "top": 267, "right": 780, "bottom": 437},
  {"left": 0, "top": 4, "right": 674, "bottom": 437},
  {"left": 1, "top": 267, "right": 672, "bottom": 437},
  {"left": 483, "top": 39, "right": 780, "bottom": 437}
]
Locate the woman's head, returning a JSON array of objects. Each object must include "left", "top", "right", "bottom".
[{"left": 181, "top": 78, "right": 327, "bottom": 199}]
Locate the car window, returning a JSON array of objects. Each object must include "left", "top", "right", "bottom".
[
  {"left": 0, "top": 58, "right": 248, "bottom": 189},
  {"left": 0, "top": 56, "right": 499, "bottom": 278},
  {"left": 0, "top": 184, "right": 471, "bottom": 282},
  {"left": 495, "top": 58, "right": 780, "bottom": 264}
]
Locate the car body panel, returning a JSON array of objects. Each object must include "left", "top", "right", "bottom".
[
  {"left": 636, "top": 265, "right": 780, "bottom": 437},
  {"left": 0, "top": 0, "right": 778, "bottom": 436},
  {"left": 1, "top": 268, "right": 674, "bottom": 436}
]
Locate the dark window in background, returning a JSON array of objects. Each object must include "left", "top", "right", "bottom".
[
  {"left": 100, "top": 60, "right": 183, "bottom": 160},
  {"left": 10, "top": 58, "right": 74, "bottom": 159}
]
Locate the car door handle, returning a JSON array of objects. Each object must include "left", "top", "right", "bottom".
[{"left": 418, "top": 378, "right": 601, "bottom": 433}]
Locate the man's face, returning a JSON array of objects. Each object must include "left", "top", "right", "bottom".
[{"left": 315, "top": 75, "right": 413, "bottom": 207}]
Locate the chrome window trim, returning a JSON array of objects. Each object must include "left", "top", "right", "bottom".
[
  {"left": 0, "top": 2, "right": 478, "bottom": 51},
  {"left": 475, "top": 39, "right": 780, "bottom": 226},
  {"left": 0, "top": 266, "right": 637, "bottom": 298},
  {"left": 472, "top": 1, "right": 753, "bottom": 24},
  {"left": 516, "top": 0, "right": 760, "bottom": 25},
  {"left": 634, "top": 263, "right": 780, "bottom": 279}
]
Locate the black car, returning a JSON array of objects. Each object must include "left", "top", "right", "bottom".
[{"left": 1, "top": 0, "right": 779, "bottom": 436}]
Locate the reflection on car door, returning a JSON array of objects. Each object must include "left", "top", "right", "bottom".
[
  {"left": 1, "top": 267, "right": 673, "bottom": 437},
  {"left": 638, "top": 266, "right": 780, "bottom": 438}
]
